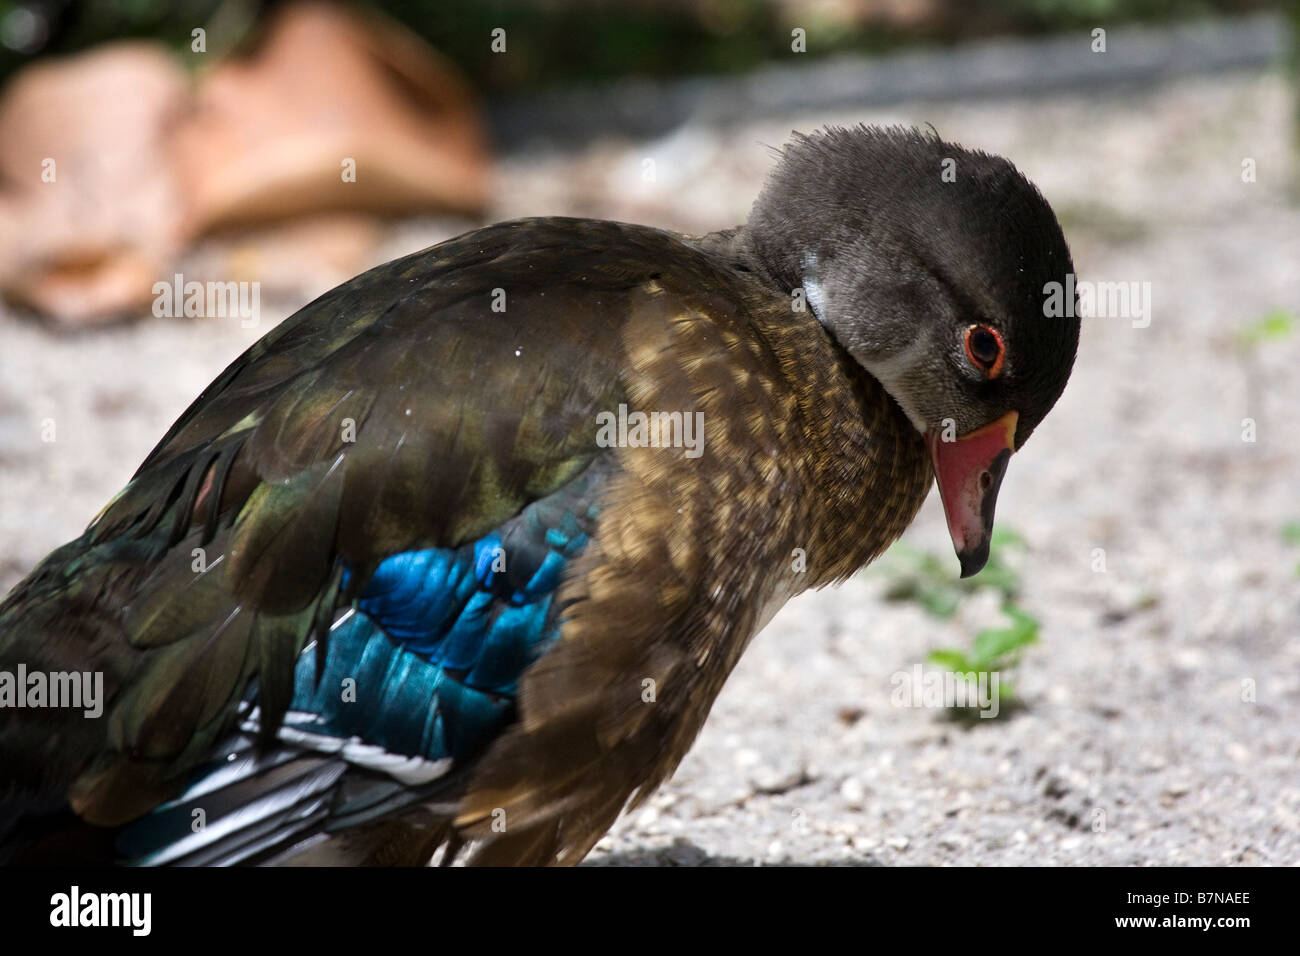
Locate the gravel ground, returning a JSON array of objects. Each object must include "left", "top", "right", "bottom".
[{"left": 1, "top": 62, "right": 1297, "bottom": 865}]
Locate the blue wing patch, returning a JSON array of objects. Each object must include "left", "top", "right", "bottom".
[
  {"left": 281, "top": 472, "right": 596, "bottom": 764},
  {"left": 282, "top": 514, "right": 590, "bottom": 765},
  {"left": 116, "top": 460, "right": 605, "bottom": 865}
]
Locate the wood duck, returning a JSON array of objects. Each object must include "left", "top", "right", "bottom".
[{"left": 0, "top": 125, "right": 1078, "bottom": 866}]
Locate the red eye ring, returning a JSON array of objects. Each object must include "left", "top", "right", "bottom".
[{"left": 964, "top": 324, "right": 1005, "bottom": 379}]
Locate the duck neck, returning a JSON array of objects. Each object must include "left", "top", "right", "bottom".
[
  {"left": 688, "top": 223, "right": 932, "bottom": 586},
  {"left": 735, "top": 273, "right": 934, "bottom": 591}
]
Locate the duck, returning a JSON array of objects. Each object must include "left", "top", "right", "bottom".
[{"left": 0, "top": 125, "right": 1078, "bottom": 866}]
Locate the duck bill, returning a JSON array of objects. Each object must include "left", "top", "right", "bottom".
[{"left": 926, "top": 411, "right": 1019, "bottom": 578}]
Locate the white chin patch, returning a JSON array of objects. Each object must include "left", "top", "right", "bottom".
[
  {"left": 863, "top": 354, "right": 929, "bottom": 435},
  {"left": 803, "top": 254, "right": 928, "bottom": 436},
  {"left": 802, "top": 255, "right": 829, "bottom": 322}
]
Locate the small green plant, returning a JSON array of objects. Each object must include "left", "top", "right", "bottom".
[
  {"left": 1234, "top": 310, "right": 1293, "bottom": 445},
  {"left": 927, "top": 606, "right": 1040, "bottom": 717},
  {"left": 875, "top": 527, "right": 1038, "bottom": 719},
  {"left": 1281, "top": 520, "right": 1300, "bottom": 576},
  {"left": 1235, "top": 310, "right": 1296, "bottom": 349},
  {"left": 876, "top": 526, "right": 1024, "bottom": 617}
]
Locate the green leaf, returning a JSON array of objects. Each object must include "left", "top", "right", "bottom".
[
  {"left": 971, "top": 606, "right": 1040, "bottom": 666},
  {"left": 876, "top": 529, "right": 1027, "bottom": 618},
  {"left": 1236, "top": 310, "right": 1297, "bottom": 348},
  {"left": 918, "top": 586, "right": 962, "bottom": 619},
  {"left": 927, "top": 650, "right": 972, "bottom": 672}
]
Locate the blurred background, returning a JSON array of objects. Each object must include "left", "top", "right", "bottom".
[{"left": 0, "top": 0, "right": 1296, "bottom": 864}]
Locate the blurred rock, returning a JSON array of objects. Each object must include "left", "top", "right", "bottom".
[
  {"left": 0, "top": 0, "right": 490, "bottom": 325},
  {"left": 0, "top": 43, "right": 189, "bottom": 324},
  {"left": 170, "top": 1, "right": 490, "bottom": 237}
]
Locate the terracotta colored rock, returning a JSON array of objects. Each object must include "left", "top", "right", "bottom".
[
  {"left": 170, "top": 0, "right": 491, "bottom": 236},
  {"left": 0, "top": 2, "right": 489, "bottom": 324},
  {"left": 0, "top": 43, "right": 189, "bottom": 324}
]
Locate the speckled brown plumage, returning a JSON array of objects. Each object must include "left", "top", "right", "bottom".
[{"left": 456, "top": 255, "right": 932, "bottom": 864}]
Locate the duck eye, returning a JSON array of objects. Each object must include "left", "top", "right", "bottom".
[{"left": 964, "top": 325, "right": 1004, "bottom": 378}]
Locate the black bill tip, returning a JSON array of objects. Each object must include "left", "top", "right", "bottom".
[{"left": 958, "top": 537, "right": 992, "bottom": 579}]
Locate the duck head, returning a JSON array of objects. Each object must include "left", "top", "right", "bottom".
[{"left": 745, "top": 125, "right": 1079, "bottom": 577}]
